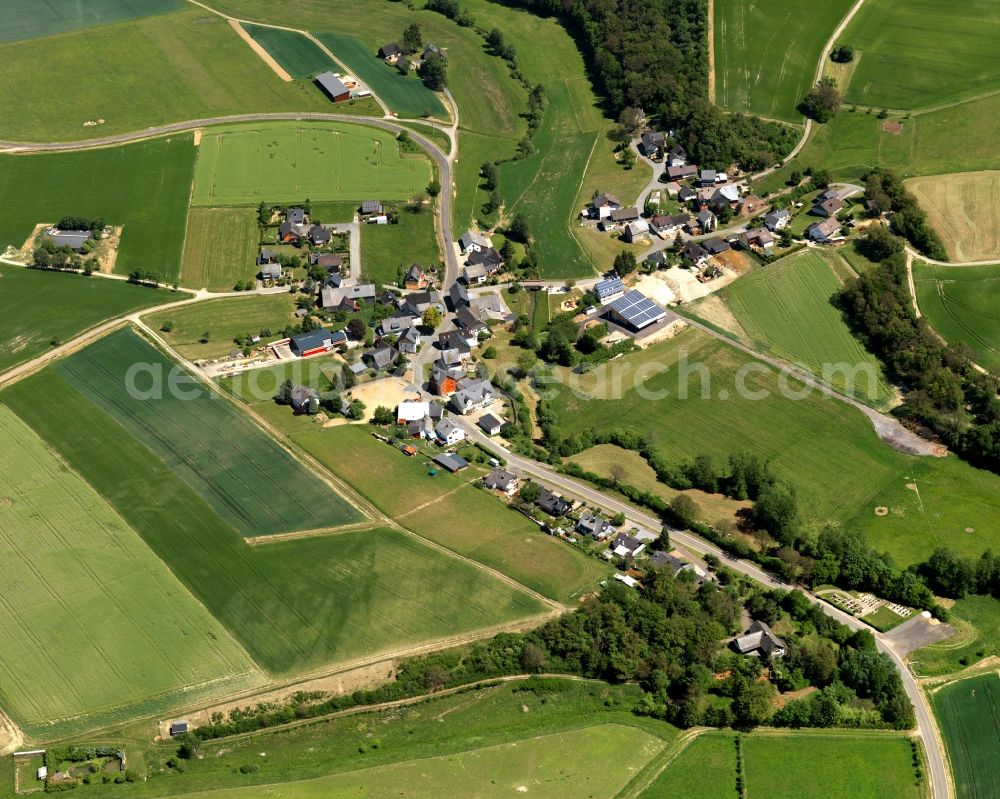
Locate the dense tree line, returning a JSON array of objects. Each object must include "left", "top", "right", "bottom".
[
  {"left": 837, "top": 253, "right": 1000, "bottom": 473},
  {"left": 864, "top": 169, "right": 947, "bottom": 260}
]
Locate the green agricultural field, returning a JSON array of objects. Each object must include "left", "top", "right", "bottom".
[
  {"left": 640, "top": 732, "right": 737, "bottom": 798},
  {"left": 219, "top": 355, "right": 343, "bottom": 404},
  {"left": 2, "top": 0, "right": 182, "bottom": 44},
  {"left": 913, "top": 261, "right": 1000, "bottom": 371},
  {"left": 359, "top": 207, "right": 441, "bottom": 286},
  {"left": 191, "top": 122, "right": 432, "bottom": 206},
  {"left": 714, "top": 249, "right": 894, "bottom": 404},
  {"left": 243, "top": 24, "right": 334, "bottom": 79},
  {"left": 911, "top": 595, "right": 1000, "bottom": 676},
  {"left": 147, "top": 294, "right": 298, "bottom": 359},
  {"left": 0, "top": 10, "right": 379, "bottom": 143},
  {"left": 180, "top": 208, "right": 261, "bottom": 290},
  {"left": 54, "top": 328, "right": 360, "bottom": 537},
  {"left": 0, "top": 372, "right": 546, "bottom": 676},
  {"left": 839, "top": 0, "right": 1000, "bottom": 110},
  {"left": 0, "top": 137, "right": 195, "bottom": 283},
  {"left": 0, "top": 406, "right": 263, "bottom": 737},
  {"left": 174, "top": 724, "right": 662, "bottom": 799},
  {"left": 293, "top": 426, "right": 611, "bottom": 602},
  {"left": 743, "top": 732, "right": 923, "bottom": 798},
  {"left": 933, "top": 673, "right": 1000, "bottom": 799},
  {"left": 714, "top": 0, "right": 855, "bottom": 123},
  {"left": 0, "top": 265, "right": 179, "bottom": 375},
  {"left": 313, "top": 32, "right": 448, "bottom": 119}
]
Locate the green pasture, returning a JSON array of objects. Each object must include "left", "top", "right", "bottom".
[
  {"left": 715, "top": 249, "right": 894, "bottom": 404},
  {"left": 933, "top": 673, "right": 1000, "bottom": 799},
  {"left": 243, "top": 24, "right": 333, "bottom": 79},
  {"left": 174, "top": 724, "right": 661, "bottom": 799},
  {"left": 911, "top": 596, "right": 1000, "bottom": 676},
  {"left": 53, "top": 328, "right": 360, "bottom": 536},
  {"left": 1, "top": 371, "right": 546, "bottom": 676},
  {"left": 913, "top": 261, "right": 1000, "bottom": 371},
  {"left": 839, "top": 0, "right": 1000, "bottom": 110},
  {"left": 314, "top": 32, "right": 448, "bottom": 119},
  {"left": 640, "top": 733, "right": 737, "bottom": 798},
  {"left": 180, "top": 208, "right": 261, "bottom": 291},
  {"left": 2, "top": 0, "right": 182, "bottom": 45},
  {"left": 219, "top": 355, "right": 343, "bottom": 404},
  {"left": 147, "top": 294, "right": 298, "bottom": 359},
  {"left": 714, "top": 0, "right": 855, "bottom": 123},
  {"left": 0, "top": 10, "right": 380, "bottom": 143},
  {"left": 293, "top": 425, "right": 611, "bottom": 603},
  {"left": 0, "top": 406, "right": 263, "bottom": 737},
  {"left": 0, "top": 137, "right": 195, "bottom": 283},
  {"left": 191, "top": 122, "right": 432, "bottom": 206},
  {"left": 0, "top": 265, "right": 178, "bottom": 375},
  {"left": 359, "top": 207, "right": 442, "bottom": 286}
]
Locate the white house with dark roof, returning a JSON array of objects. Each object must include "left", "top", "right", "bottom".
[
  {"left": 483, "top": 467, "right": 519, "bottom": 495},
  {"left": 764, "top": 209, "right": 791, "bottom": 231},
  {"left": 459, "top": 229, "right": 492, "bottom": 253},
  {"left": 450, "top": 378, "right": 495, "bottom": 415},
  {"left": 477, "top": 413, "right": 505, "bottom": 436},
  {"left": 435, "top": 417, "right": 466, "bottom": 445}
]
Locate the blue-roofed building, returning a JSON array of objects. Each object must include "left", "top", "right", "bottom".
[
  {"left": 606, "top": 290, "right": 667, "bottom": 331},
  {"left": 594, "top": 276, "right": 625, "bottom": 304}
]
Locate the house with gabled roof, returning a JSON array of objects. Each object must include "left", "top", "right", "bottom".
[
  {"left": 666, "top": 165, "right": 698, "bottom": 181},
  {"left": 450, "top": 377, "right": 495, "bottom": 415},
  {"left": 594, "top": 276, "right": 625, "bottom": 304},
  {"left": 811, "top": 196, "right": 844, "bottom": 218},
  {"left": 538, "top": 487, "right": 570, "bottom": 517},
  {"left": 682, "top": 241, "right": 711, "bottom": 267},
  {"left": 733, "top": 620, "right": 786, "bottom": 660},
  {"left": 404, "top": 263, "right": 429, "bottom": 290},
  {"left": 483, "top": 467, "right": 518, "bottom": 495},
  {"left": 808, "top": 216, "right": 841, "bottom": 242},
  {"left": 399, "top": 326, "right": 421, "bottom": 354},
  {"left": 764, "top": 209, "right": 791, "bottom": 231},
  {"left": 610, "top": 531, "right": 645, "bottom": 558},
  {"left": 667, "top": 144, "right": 687, "bottom": 167},
  {"left": 640, "top": 130, "right": 666, "bottom": 160},
  {"left": 591, "top": 192, "right": 622, "bottom": 219},
  {"left": 459, "top": 229, "right": 492, "bottom": 253},
  {"left": 378, "top": 42, "right": 403, "bottom": 62},
  {"left": 478, "top": 413, "right": 505, "bottom": 436},
  {"left": 577, "top": 512, "right": 614, "bottom": 540},
  {"left": 361, "top": 200, "right": 384, "bottom": 216},
  {"left": 435, "top": 417, "right": 466, "bottom": 445}
]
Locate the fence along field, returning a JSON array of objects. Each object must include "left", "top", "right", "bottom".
[
  {"left": 932, "top": 673, "right": 1000, "bottom": 799},
  {"left": 3, "top": 0, "right": 182, "bottom": 45},
  {"left": 0, "top": 137, "right": 195, "bottom": 284},
  {"left": 0, "top": 406, "right": 263, "bottom": 737},
  {"left": 191, "top": 122, "right": 433, "bottom": 206},
  {"left": 1, "top": 370, "right": 547, "bottom": 676},
  {"left": 0, "top": 265, "right": 178, "bottom": 375},
  {"left": 53, "top": 328, "right": 360, "bottom": 537},
  {"left": 713, "top": 0, "right": 855, "bottom": 124}
]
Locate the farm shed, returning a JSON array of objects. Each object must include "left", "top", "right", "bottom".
[
  {"left": 315, "top": 71, "right": 351, "bottom": 102},
  {"left": 433, "top": 452, "right": 469, "bottom": 472}
]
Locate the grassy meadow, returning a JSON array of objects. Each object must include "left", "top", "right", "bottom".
[
  {"left": 839, "top": 0, "right": 1000, "bottom": 109},
  {"left": 0, "top": 137, "right": 195, "bottom": 283},
  {"left": 243, "top": 24, "right": 333, "bottom": 79},
  {"left": 359, "top": 207, "right": 442, "bottom": 286},
  {"left": 713, "top": 0, "right": 854, "bottom": 123},
  {"left": 911, "top": 595, "right": 1000, "bottom": 676},
  {"left": 191, "top": 122, "right": 432, "bottom": 206},
  {"left": 912, "top": 261, "right": 1000, "bottom": 371},
  {"left": 713, "top": 249, "right": 894, "bottom": 404},
  {"left": 0, "top": 370, "right": 546, "bottom": 676},
  {"left": 640, "top": 732, "right": 737, "bottom": 798},
  {"left": 148, "top": 294, "right": 299, "bottom": 359},
  {"left": 314, "top": 32, "right": 448, "bottom": 119},
  {"left": 0, "top": 265, "right": 178, "bottom": 375},
  {"left": 293, "top": 425, "right": 611, "bottom": 603},
  {"left": 2, "top": 0, "right": 182, "bottom": 44},
  {"left": 0, "top": 10, "right": 381, "bottom": 143},
  {"left": 0, "top": 406, "right": 263, "bottom": 737},
  {"left": 180, "top": 208, "right": 261, "bottom": 290},
  {"left": 54, "top": 328, "right": 361, "bottom": 536},
  {"left": 933, "top": 673, "right": 1000, "bottom": 799},
  {"left": 906, "top": 172, "right": 1000, "bottom": 263},
  {"left": 218, "top": 355, "right": 342, "bottom": 404}
]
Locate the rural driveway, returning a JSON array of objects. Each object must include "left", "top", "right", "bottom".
[{"left": 457, "top": 419, "right": 951, "bottom": 799}]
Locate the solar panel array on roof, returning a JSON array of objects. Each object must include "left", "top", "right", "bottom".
[
  {"left": 608, "top": 290, "right": 667, "bottom": 329},
  {"left": 594, "top": 276, "right": 624, "bottom": 299}
]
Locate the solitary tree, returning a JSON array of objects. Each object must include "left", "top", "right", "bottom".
[
  {"left": 371, "top": 405, "right": 395, "bottom": 425},
  {"left": 422, "top": 306, "right": 444, "bottom": 329},
  {"left": 519, "top": 481, "right": 541, "bottom": 503},
  {"left": 830, "top": 43, "right": 855, "bottom": 63},
  {"left": 613, "top": 249, "right": 638, "bottom": 276},
  {"left": 418, "top": 52, "right": 448, "bottom": 90},
  {"left": 800, "top": 77, "right": 842, "bottom": 123},
  {"left": 347, "top": 318, "right": 367, "bottom": 340},
  {"left": 401, "top": 23, "right": 423, "bottom": 54},
  {"left": 508, "top": 213, "right": 531, "bottom": 244}
]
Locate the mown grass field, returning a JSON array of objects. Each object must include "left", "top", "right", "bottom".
[
  {"left": 912, "top": 261, "right": 1000, "bottom": 371},
  {"left": 219, "top": 355, "right": 342, "bottom": 404},
  {"left": 911, "top": 595, "right": 1000, "bottom": 675},
  {"left": 0, "top": 10, "right": 380, "bottom": 143},
  {"left": 640, "top": 733, "right": 738, "bottom": 798},
  {"left": 314, "top": 32, "right": 448, "bottom": 119},
  {"left": 839, "top": 0, "right": 1000, "bottom": 110},
  {"left": 0, "top": 137, "right": 195, "bottom": 283},
  {"left": 548, "top": 327, "right": 1000, "bottom": 531},
  {"left": 3, "top": 0, "right": 182, "bottom": 44},
  {"left": 933, "top": 673, "right": 1000, "bottom": 799},
  {"left": 191, "top": 122, "right": 432, "bottom": 206},
  {"left": 243, "top": 24, "right": 333, "bottom": 79},
  {"left": 359, "top": 207, "right": 441, "bottom": 286},
  {"left": 907, "top": 172, "right": 1000, "bottom": 262},
  {"left": 176, "top": 724, "right": 661, "bottom": 798},
  {"left": 714, "top": 249, "right": 894, "bottom": 404},
  {"left": 0, "top": 405, "right": 263, "bottom": 737},
  {"left": 148, "top": 294, "right": 298, "bottom": 360},
  {"left": 293, "top": 425, "right": 611, "bottom": 602},
  {"left": 180, "top": 208, "right": 261, "bottom": 290},
  {"left": 54, "top": 328, "right": 360, "bottom": 536},
  {"left": 714, "top": 0, "right": 854, "bottom": 123},
  {"left": 1, "top": 371, "right": 546, "bottom": 676},
  {"left": 0, "top": 265, "right": 177, "bottom": 375}
]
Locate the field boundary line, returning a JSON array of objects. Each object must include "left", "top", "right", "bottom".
[
  {"left": 612, "top": 727, "right": 707, "bottom": 799},
  {"left": 228, "top": 19, "right": 292, "bottom": 82},
  {"left": 244, "top": 520, "right": 384, "bottom": 545}
]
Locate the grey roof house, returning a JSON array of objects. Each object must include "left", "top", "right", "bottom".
[{"left": 733, "top": 620, "right": 786, "bottom": 660}]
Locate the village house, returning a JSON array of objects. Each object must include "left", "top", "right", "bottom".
[
  {"left": 365, "top": 343, "right": 399, "bottom": 372},
  {"left": 400, "top": 289, "right": 445, "bottom": 318},
  {"left": 609, "top": 206, "right": 641, "bottom": 225},
  {"left": 577, "top": 512, "right": 614, "bottom": 540},
  {"left": 455, "top": 305, "right": 488, "bottom": 341},
  {"left": 678, "top": 185, "right": 698, "bottom": 203},
  {"left": 709, "top": 184, "right": 741, "bottom": 211},
  {"left": 538, "top": 487, "right": 571, "bottom": 517},
  {"left": 379, "top": 315, "right": 414, "bottom": 337},
  {"left": 437, "top": 329, "right": 473, "bottom": 356},
  {"left": 639, "top": 130, "right": 666, "bottom": 160},
  {"left": 590, "top": 192, "right": 621, "bottom": 219},
  {"left": 699, "top": 169, "right": 717, "bottom": 187},
  {"left": 308, "top": 224, "right": 332, "bottom": 246},
  {"left": 650, "top": 213, "right": 691, "bottom": 238},
  {"left": 404, "top": 263, "right": 429, "bottom": 289},
  {"left": 702, "top": 237, "right": 731, "bottom": 256},
  {"left": 808, "top": 216, "right": 842, "bottom": 243},
  {"left": 378, "top": 42, "right": 403, "bottom": 62},
  {"left": 763, "top": 209, "right": 791, "bottom": 231},
  {"left": 733, "top": 620, "right": 786, "bottom": 660},
  {"left": 459, "top": 229, "right": 492, "bottom": 254},
  {"left": 279, "top": 207, "right": 308, "bottom": 242},
  {"left": 450, "top": 377, "right": 495, "bottom": 415},
  {"left": 811, "top": 190, "right": 844, "bottom": 217},
  {"left": 650, "top": 551, "right": 709, "bottom": 585},
  {"left": 466, "top": 246, "right": 503, "bottom": 274},
  {"left": 666, "top": 165, "right": 698, "bottom": 182},
  {"left": 360, "top": 200, "right": 384, "bottom": 217},
  {"left": 290, "top": 385, "right": 319, "bottom": 414},
  {"left": 594, "top": 276, "right": 626, "bottom": 304},
  {"left": 430, "top": 364, "right": 462, "bottom": 397},
  {"left": 681, "top": 241, "right": 711, "bottom": 267},
  {"left": 645, "top": 251, "right": 667, "bottom": 270},
  {"left": 321, "top": 283, "right": 376, "bottom": 310},
  {"left": 610, "top": 531, "right": 645, "bottom": 558},
  {"left": 477, "top": 413, "right": 505, "bottom": 436},
  {"left": 667, "top": 144, "right": 688, "bottom": 167},
  {"left": 435, "top": 417, "right": 466, "bottom": 446},
  {"left": 259, "top": 261, "right": 281, "bottom": 281},
  {"left": 398, "top": 326, "right": 421, "bottom": 354},
  {"left": 483, "top": 467, "right": 519, "bottom": 495},
  {"left": 309, "top": 252, "right": 342, "bottom": 272},
  {"left": 622, "top": 219, "right": 650, "bottom": 243},
  {"left": 695, "top": 209, "right": 717, "bottom": 233}
]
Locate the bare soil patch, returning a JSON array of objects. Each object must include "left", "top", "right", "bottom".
[
  {"left": 229, "top": 19, "right": 293, "bottom": 82},
  {"left": 688, "top": 294, "right": 746, "bottom": 338}
]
